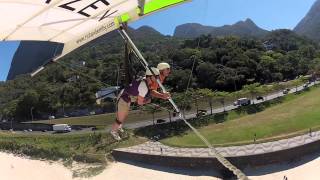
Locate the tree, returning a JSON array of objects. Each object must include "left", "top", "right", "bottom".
[
  {"left": 15, "top": 90, "right": 39, "bottom": 121},
  {"left": 257, "top": 85, "right": 268, "bottom": 100},
  {"left": 196, "top": 62, "right": 219, "bottom": 89},
  {"left": 171, "top": 48, "right": 201, "bottom": 69},
  {"left": 166, "top": 69, "right": 196, "bottom": 92},
  {"left": 215, "top": 91, "right": 230, "bottom": 112},
  {"left": 191, "top": 90, "right": 203, "bottom": 114},
  {"left": 242, "top": 83, "right": 260, "bottom": 103},
  {"left": 197, "top": 88, "right": 215, "bottom": 115},
  {"left": 310, "top": 59, "right": 320, "bottom": 78},
  {"left": 1, "top": 100, "right": 18, "bottom": 120},
  {"left": 230, "top": 90, "right": 242, "bottom": 102},
  {"left": 143, "top": 105, "right": 159, "bottom": 126},
  {"left": 173, "top": 91, "right": 193, "bottom": 117}
]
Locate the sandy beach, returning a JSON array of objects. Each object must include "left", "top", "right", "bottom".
[{"left": 1, "top": 152, "right": 320, "bottom": 180}]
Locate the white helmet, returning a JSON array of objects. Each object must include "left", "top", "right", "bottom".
[
  {"left": 145, "top": 67, "right": 160, "bottom": 76},
  {"left": 157, "top": 62, "right": 170, "bottom": 71}
]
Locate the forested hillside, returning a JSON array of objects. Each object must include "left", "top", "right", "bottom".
[{"left": 1, "top": 27, "right": 320, "bottom": 122}]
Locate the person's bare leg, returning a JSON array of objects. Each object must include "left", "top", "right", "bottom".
[{"left": 112, "top": 111, "right": 128, "bottom": 131}]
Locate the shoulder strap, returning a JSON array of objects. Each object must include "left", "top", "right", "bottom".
[{"left": 142, "top": 78, "right": 150, "bottom": 91}]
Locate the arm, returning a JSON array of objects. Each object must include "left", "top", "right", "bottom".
[
  {"left": 150, "top": 90, "right": 171, "bottom": 100},
  {"left": 137, "top": 96, "right": 151, "bottom": 105},
  {"left": 149, "top": 76, "right": 170, "bottom": 99}
]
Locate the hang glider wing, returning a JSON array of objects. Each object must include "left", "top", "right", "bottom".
[{"left": 0, "top": 0, "right": 190, "bottom": 76}]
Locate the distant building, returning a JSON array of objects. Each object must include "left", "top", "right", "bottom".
[
  {"left": 67, "top": 75, "right": 80, "bottom": 82},
  {"left": 95, "top": 86, "right": 120, "bottom": 104},
  {"left": 262, "top": 41, "right": 274, "bottom": 51},
  {"left": 80, "top": 61, "right": 86, "bottom": 66},
  {"left": 70, "top": 61, "right": 86, "bottom": 68}
]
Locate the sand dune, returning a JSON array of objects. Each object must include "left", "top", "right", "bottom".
[
  {"left": 0, "top": 152, "right": 72, "bottom": 180},
  {"left": 1, "top": 152, "right": 319, "bottom": 180}
]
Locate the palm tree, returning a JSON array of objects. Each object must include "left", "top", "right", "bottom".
[
  {"left": 173, "top": 91, "right": 193, "bottom": 118},
  {"left": 143, "top": 105, "right": 158, "bottom": 126},
  {"left": 197, "top": 88, "right": 215, "bottom": 115},
  {"left": 257, "top": 85, "right": 267, "bottom": 100},
  {"left": 192, "top": 90, "right": 201, "bottom": 115},
  {"left": 215, "top": 91, "right": 230, "bottom": 112},
  {"left": 230, "top": 90, "right": 241, "bottom": 101}
]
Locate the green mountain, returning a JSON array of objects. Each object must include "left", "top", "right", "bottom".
[
  {"left": 173, "top": 18, "right": 269, "bottom": 38},
  {"left": 294, "top": 0, "right": 320, "bottom": 42}
]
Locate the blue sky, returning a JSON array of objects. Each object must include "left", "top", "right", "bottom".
[
  {"left": 0, "top": 0, "right": 317, "bottom": 81},
  {"left": 131, "top": 0, "right": 317, "bottom": 35},
  {"left": 0, "top": 41, "right": 20, "bottom": 81}
]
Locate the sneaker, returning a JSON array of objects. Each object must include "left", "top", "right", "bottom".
[
  {"left": 118, "top": 127, "right": 125, "bottom": 133},
  {"left": 110, "top": 130, "right": 121, "bottom": 141}
]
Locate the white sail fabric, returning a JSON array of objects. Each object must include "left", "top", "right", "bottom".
[{"left": 0, "top": 0, "right": 189, "bottom": 75}]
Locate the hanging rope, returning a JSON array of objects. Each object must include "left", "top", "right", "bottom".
[
  {"left": 181, "top": 54, "right": 197, "bottom": 116},
  {"left": 181, "top": 37, "right": 201, "bottom": 114}
]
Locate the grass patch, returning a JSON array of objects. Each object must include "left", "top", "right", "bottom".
[{"left": 134, "top": 96, "right": 285, "bottom": 140}]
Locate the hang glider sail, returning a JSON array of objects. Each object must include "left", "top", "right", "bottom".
[{"left": 0, "top": 0, "right": 189, "bottom": 75}]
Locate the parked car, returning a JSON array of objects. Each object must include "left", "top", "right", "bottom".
[
  {"left": 303, "top": 84, "right": 309, "bottom": 88},
  {"left": 23, "top": 129, "right": 32, "bottom": 132},
  {"left": 48, "top": 115, "right": 55, "bottom": 120},
  {"left": 283, "top": 88, "right": 290, "bottom": 94},
  {"left": 234, "top": 98, "right": 251, "bottom": 106},
  {"left": 196, "top": 110, "right": 207, "bottom": 117},
  {"left": 256, "top": 96, "right": 264, "bottom": 101},
  {"left": 91, "top": 127, "right": 98, "bottom": 131},
  {"left": 156, "top": 119, "right": 166, "bottom": 124}
]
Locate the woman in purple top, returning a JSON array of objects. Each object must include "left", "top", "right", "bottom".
[{"left": 110, "top": 67, "right": 170, "bottom": 140}]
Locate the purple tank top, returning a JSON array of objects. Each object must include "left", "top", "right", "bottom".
[{"left": 120, "top": 78, "right": 150, "bottom": 103}]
